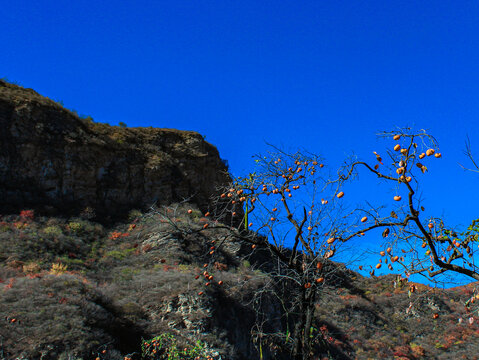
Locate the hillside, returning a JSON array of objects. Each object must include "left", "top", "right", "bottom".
[
  {"left": 0, "top": 78, "right": 230, "bottom": 222},
  {"left": 1, "top": 80, "right": 479, "bottom": 360}
]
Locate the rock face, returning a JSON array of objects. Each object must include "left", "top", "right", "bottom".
[{"left": 0, "top": 79, "right": 231, "bottom": 220}]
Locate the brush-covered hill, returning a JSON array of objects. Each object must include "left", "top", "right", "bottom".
[
  {"left": 2, "top": 206, "right": 479, "bottom": 360},
  {"left": 1, "top": 80, "right": 479, "bottom": 360}
]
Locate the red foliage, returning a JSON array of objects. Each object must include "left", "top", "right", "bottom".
[{"left": 19, "top": 210, "right": 34, "bottom": 221}]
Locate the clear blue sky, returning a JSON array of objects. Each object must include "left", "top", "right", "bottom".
[{"left": 3, "top": 1, "right": 479, "bottom": 286}]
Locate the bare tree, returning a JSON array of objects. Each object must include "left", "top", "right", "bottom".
[
  {"left": 150, "top": 129, "right": 479, "bottom": 359},
  {"left": 207, "top": 129, "right": 479, "bottom": 358},
  {"left": 207, "top": 147, "right": 375, "bottom": 359},
  {"left": 331, "top": 128, "right": 479, "bottom": 283}
]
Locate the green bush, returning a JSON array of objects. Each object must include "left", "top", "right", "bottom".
[
  {"left": 68, "top": 221, "right": 83, "bottom": 234},
  {"left": 43, "top": 225, "right": 63, "bottom": 238},
  {"left": 141, "top": 333, "right": 209, "bottom": 360},
  {"left": 105, "top": 248, "right": 135, "bottom": 260}
]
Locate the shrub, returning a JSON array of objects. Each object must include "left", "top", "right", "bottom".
[
  {"left": 68, "top": 221, "right": 83, "bottom": 234},
  {"left": 80, "top": 206, "right": 96, "bottom": 220},
  {"left": 22, "top": 261, "right": 42, "bottom": 275},
  {"left": 50, "top": 262, "right": 68, "bottom": 275},
  {"left": 141, "top": 333, "right": 209, "bottom": 360},
  {"left": 42, "top": 225, "right": 63, "bottom": 238},
  {"left": 19, "top": 210, "right": 34, "bottom": 221}
]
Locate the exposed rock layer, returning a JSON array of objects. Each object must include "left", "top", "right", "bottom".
[{"left": 0, "top": 79, "right": 230, "bottom": 220}]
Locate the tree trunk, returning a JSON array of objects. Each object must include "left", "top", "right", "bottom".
[
  {"left": 292, "top": 288, "right": 306, "bottom": 360},
  {"left": 292, "top": 287, "right": 317, "bottom": 360},
  {"left": 302, "top": 289, "right": 316, "bottom": 360}
]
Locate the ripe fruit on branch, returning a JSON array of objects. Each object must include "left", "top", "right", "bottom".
[
  {"left": 426, "top": 149, "right": 435, "bottom": 156},
  {"left": 393, "top": 134, "right": 401, "bottom": 140},
  {"left": 419, "top": 153, "right": 426, "bottom": 159},
  {"left": 393, "top": 195, "right": 402, "bottom": 201},
  {"left": 434, "top": 153, "right": 442, "bottom": 158},
  {"left": 316, "top": 277, "right": 324, "bottom": 283},
  {"left": 337, "top": 192, "right": 344, "bottom": 198},
  {"left": 376, "top": 263, "right": 382, "bottom": 269},
  {"left": 361, "top": 216, "right": 368, "bottom": 223},
  {"left": 373, "top": 151, "right": 383, "bottom": 164},
  {"left": 428, "top": 222, "right": 434, "bottom": 229},
  {"left": 396, "top": 167, "right": 405, "bottom": 175},
  {"left": 394, "top": 144, "right": 401, "bottom": 151},
  {"left": 327, "top": 237, "right": 335, "bottom": 244}
]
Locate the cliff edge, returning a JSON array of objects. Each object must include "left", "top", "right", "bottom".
[{"left": 0, "top": 79, "right": 230, "bottom": 221}]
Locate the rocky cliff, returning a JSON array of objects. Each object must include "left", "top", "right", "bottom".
[{"left": 0, "top": 79, "right": 230, "bottom": 221}]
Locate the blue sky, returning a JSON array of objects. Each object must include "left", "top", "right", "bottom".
[{"left": 3, "top": 1, "right": 479, "bottom": 286}]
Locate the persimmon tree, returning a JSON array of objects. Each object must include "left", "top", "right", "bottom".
[
  {"left": 150, "top": 128, "right": 478, "bottom": 359},
  {"left": 332, "top": 129, "right": 479, "bottom": 281},
  {"left": 331, "top": 128, "right": 479, "bottom": 321},
  {"left": 207, "top": 148, "right": 376, "bottom": 360},
  {"left": 205, "top": 129, "right": 479, "bottom": 358}
]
